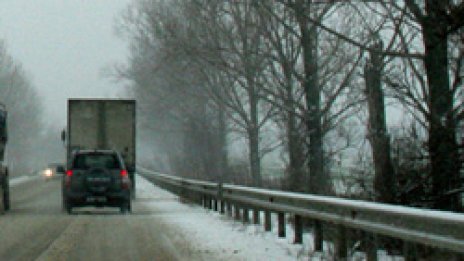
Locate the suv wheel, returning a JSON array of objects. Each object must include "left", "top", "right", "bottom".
[
  {"left": 120, "top": 201, "right": 131, "bottom": 214},
  {"left": 64, "top": 198, "right": 73, "bottom": 214},
  {"left": 66, "top": 205, "right": 73, "bottom": 214}
]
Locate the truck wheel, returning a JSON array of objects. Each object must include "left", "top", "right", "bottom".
[
  {"left": 0, "top": 187, "right": 4, "bottom": 214},
  {"left": 66, "top": 204, "right": 73, "bottom": 215},
  {"left": 64, "top": 198, "right": 73, "bottom": 214},
  {"left": 2, "top": 172, "right": 9, "bottom": 211},
  {"left": 3, "top": 183, "right": 10, "bottom": 211}
]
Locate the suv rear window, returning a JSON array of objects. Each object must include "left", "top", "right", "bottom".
[{"left": 73, "top": 153, "right": 121, "bottom": 169}]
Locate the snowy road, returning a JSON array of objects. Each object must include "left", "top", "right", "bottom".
[{"left": 0, "top": 175, "right": 308, "bottom": 260}]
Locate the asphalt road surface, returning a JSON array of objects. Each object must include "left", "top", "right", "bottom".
[{"left": 0, "top": 176, "right": 211, "bottom": 261}]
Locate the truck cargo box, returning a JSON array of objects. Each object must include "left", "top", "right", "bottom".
[{"left": 66, "top": 99, "right": 136, "bottom": 194}]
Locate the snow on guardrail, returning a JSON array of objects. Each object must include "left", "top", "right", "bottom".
[{"left": 138, "top": 166, "right": 464, "bottom": 259}]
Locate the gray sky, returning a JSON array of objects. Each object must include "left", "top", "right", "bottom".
[{"left": 0, "top": 0, "right": 132, "bottom": 128}]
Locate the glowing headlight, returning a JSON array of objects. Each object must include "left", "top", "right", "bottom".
[{"left": 44, "top": 169, "right": 53, "bottom": 177}]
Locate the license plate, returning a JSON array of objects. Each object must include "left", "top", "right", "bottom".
[
  {"left": 86, "top": 197, "right": 107, "bottom": 203},
  {"left": 87, "top": 177, "right": 111, "bottom": 183}
]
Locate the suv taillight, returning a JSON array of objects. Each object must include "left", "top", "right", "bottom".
[
  {"left": 65, "top": 170, "right": 73, "bottom": 188},
  {"left": 120, "top": 169, "right": 130, "bottom": 189}
]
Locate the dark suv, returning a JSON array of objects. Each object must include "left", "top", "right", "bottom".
[{"left": 62, "top": 150, "right": 132, "bottom": 214}]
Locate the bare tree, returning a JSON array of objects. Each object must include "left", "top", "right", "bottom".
[
  {"left": 402, "top": 0, "right": 464, "bottom": 210},
  {"left": 116, "top": 0, "right": 227, "bottom": 180},
  {"left": 257, "top": 1, "right": 306, "bottom": 191},
  {"left": 364, "top": 40, "right": 396, "bottom": 203},
  {"left": 371, "top": 1, "right": 464, "bottom": 210},
  {"left": 176, "top": 0, "right": 279, "bottom": 186},
  {"left": 284, "top": 0, "right": 464, "bottom": 209},
  {"left": 0, "top": 42, "right": 44, "bottom": 176},
  {"left": 256, "top": 1, "right": 364, "bottom": 195}
]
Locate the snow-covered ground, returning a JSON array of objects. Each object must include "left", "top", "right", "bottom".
[
  {"left": 10, "top": 175, "right": 40, "bottom": 186},
  {"left": 137, "top": 175, "right": 405, "bottom": 261},
  {"left": 137, "top": 174, "right": 316, "bottom": 260},
  {"left": 8, "top": 173, "right": 406, "bottom": 260}
]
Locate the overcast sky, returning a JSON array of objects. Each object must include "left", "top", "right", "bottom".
[{"left": 0, "top": 0, "right": 133, "bottom": 128}]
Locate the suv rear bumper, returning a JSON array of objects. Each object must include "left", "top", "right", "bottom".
[{"left": 64, "top": 190, "right": 130, "bottom": 207}]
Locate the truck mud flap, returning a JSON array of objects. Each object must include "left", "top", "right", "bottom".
[
  {"left": 0, "top": 186, "right": 4, "bottom": 214},
  {"left": 3, "top": 179, "right": 9, "bottom": 211}
]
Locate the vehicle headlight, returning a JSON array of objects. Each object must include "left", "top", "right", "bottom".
[{"left": 44, "top": 169, "right": 53, "bottom": 177}]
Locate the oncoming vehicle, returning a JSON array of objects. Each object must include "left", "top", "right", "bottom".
[
  {"left": 42, "top": 163, "right": 65, "bottom": 180},
  {"left": 62, "top": 150, "right": 131, "bottom": 214}
]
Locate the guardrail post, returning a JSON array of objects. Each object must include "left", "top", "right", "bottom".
[
  {"left": 365, "top": 233, "right": 377, "bottom": 261},
  {"left": 196, "top": 191, "right": 203, "bottom": 205},
  {"left": 455, "top": 253, "right": 464, "bottom": 261},
  {"left": 208, "top": 196, "right": 213, "bottom": 210},
  {"left": 213, "top": 198, "right": 218, "bottom": 211},
  {"left": 234, "top": 204, "right": 241, "bottom": 220},
  {"left": 202, "top": 195, "right": 207, "bottom": 208},
  {"left": 220, "top": 200, "right": 225, "bottom": 214},
  {"left": 403, "top": 241, "right": 417, "bottom": 261},
  {"left": 314, "top": 220, "right": 323, "bottom": 251},
  {"left": 278, "top": 212, "right": 286, "bottom": 238},
  {"left": 216, "top": 182, "right": 222, "bottom": 213},
  {"left": 180, "top": 180, "right": 187, "bottom": 200},
  {"left": 243, "top": 207, "right": 250, "bottom": 223},
  {"left": 227, "top": 201, "right": 232, "bottom": 216},
  {"left": 253, "top": 209, "right": 260, "bottom": 224},
  {"left": 294, "top": 215, "right": 303, "bottom": 244},
  {"left": 264, "top": 210, "right": 272, "bottom": 231},
  {"left": 335, "top": 225, "right": 347, "bottom": 260}
]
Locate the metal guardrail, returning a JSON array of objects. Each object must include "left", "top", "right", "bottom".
[{"left": 138, "top": 167, "right": 464, "bottom": 260}]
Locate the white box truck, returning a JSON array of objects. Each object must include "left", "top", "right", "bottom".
[{"left": 64, "top": 99, "right": 136, "bottom": 196}]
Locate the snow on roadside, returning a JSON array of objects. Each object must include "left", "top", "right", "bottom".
[
  {"left": 10, "top": 175, "right": 40, "bottom": 186},
  {"left": 136, "top": 174, "right": 407, "bottom": 261},
  {"left": 136, "top": 174, "right": 312, "bottom": 260}
]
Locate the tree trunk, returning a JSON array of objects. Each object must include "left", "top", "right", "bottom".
[
  {"left": 248, "top": 83, "right": 262, "bottom": 187},
  {"left": 242, "top": 3, "right": 262, "bottom": 187},
  {"left": 218, "top": 102, "right": 228, "bottom": 183},
  {"left": 287, "top": 104, "right": 305, "bottom": 192},
  {"left": 421, "top": 5, "right": 460, "bottom": 210},
  {"left": 283, "top": 62, "right": 306, "bottom": 192},
  {"left": 364, "top": 42, "right": 396, "bottom": 203},
  {"left": 249, "top": 128, "right": 261, "bottom": 187},
  {"left": 296, "top": 1, "right": 330, "bottom": 194},
  {"left": 182, "top": 103, "right": 211, "bottom": 180}
]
